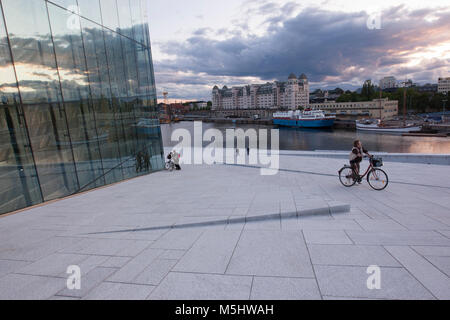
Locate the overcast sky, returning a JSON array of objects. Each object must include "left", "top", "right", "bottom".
[{"left": 147, "top": 0, "right": 450, "bottom": 102}]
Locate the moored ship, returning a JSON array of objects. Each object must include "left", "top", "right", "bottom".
[
  {"left": 356, "top": 119, "right": 422, "bottom": 133},
  {"left": 273, "top": 109, "right": 336, "bottom": 128}
]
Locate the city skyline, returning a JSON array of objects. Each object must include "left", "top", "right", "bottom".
[{"left": 148, "top": 0, "right": 450, "bottom": 101}]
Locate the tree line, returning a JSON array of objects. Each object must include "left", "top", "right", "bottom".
[{"left": 335, "top": 81, "right": 448, "bottom": 113}]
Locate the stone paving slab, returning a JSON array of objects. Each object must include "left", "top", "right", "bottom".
[
  {"left": 412, "top": 246, "right": 450, "bottom": 257},
  {"left": 355, "top": 219, "right": 408, "bottom": 231},
  {"left": 250, "top": 277, "right": 321, "bottom": 300},
  {"left": 150, "top": 229, "right": 204, "bottom": 250},
  {"left": 60, "top": 238, "right": 151, "bottom": 257},
  {"left": 0, "top": 260, "right": 30, "bottom": 278},
  {"left": 132, "top": 259, "right": 178, "bottom": 286},
  {"left": 314, "top": 265, "right": 435, "bottom": 300},
  {"left": 308, "top": 244, "right": 401, "bottom": 267},
  {"left": 0, "top": 236, "right": 83, "bottom": 262},
  {"left": 83, "top": 282, "right": 155, "bottom": 300},
  {"left": 148, "top": 272, "right": 252, "bottom": 300},
  {"left": 57, "top": 267, "right": 117, "bottom": 298},
  {"left": 298, "top": 220, "right": 362, "bottom": 231},
  {"left": 424, "top": 256, "right": 450, "bottom": 277},
  {"left": 100, "top": 257, "right": 131, "bottom": 269},
  {"left": 439, "top": 230, "right": 450, "bottom": 238},
  {"left": 303, "top": 230, "right": 353, "bottom": 245},
  {"left": 243, "top": 218, "right": 281, "bottom": 230},
  {"left": 346, "top": 230, "right": 450, "bottom": 246},
  {"left": 226, "top": 230, "right": 314, "bottom": 278},
  {"left": 385, "top": 246, "right": 450, "bottom": 299},
  {"left": 15, "top": 253, "right": 96, "bottom": 278},
  {"left": 107, "top": 248, "right": 164, "bottom": 283},
  {"left": 0, "top": 274, "right": 65, "bottom": 300},
  {"left": 0, "top": 153, "right": 449, "bottom": 300},
  {"left": 173, "top": 230, "right": 241, "bottom": 274}
]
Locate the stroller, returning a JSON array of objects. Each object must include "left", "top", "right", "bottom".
[{"left": 165, "top": 153, "right": 175, "bottom": 172}]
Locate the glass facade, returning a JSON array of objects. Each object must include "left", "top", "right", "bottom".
[{"left": 0, "top": 0, "right": 164, "bottom": 215}]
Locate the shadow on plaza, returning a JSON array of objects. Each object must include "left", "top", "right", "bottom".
[{"left": 86, "top": 209, "right": 333, "bottom": 235}]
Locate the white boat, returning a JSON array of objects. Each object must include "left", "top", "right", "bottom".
[{"left": 356, "top": 119, "right": 422, "bottom": 133}]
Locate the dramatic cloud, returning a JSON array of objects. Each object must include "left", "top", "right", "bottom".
[{"left": 152, "top": 3, "right": 450, "bottom": 100}]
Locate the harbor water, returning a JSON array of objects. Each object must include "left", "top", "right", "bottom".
[{"left": 161, "top": 122, "right": 450, "bottom": 154}]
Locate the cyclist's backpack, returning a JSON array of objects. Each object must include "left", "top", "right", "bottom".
[{"left": 349, "top": 147, "right": 359, "bottom": 161}]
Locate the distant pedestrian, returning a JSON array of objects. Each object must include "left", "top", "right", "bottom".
[
  {"left": 136, "top": 151, "right": 143, "bottom": 173},
  {"left": 246, "top": 147, "right": 250, "bottom": 156},
  {"left": 172, "top": 150, "right": 181, "bottom": 170},
  {"left": 143, "top": 151, "right": 150, "bottom": 171}
]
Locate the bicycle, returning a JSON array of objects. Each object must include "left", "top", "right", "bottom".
[
  {"left": 338, "top": 156, "right": 389, "bottom": 191},
  {"left": 165, "top": 159, "right": 175, "bottom": 172}
]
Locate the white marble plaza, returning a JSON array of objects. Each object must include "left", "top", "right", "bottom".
[{"left": 0, "top": 153, "right": 449, "bottom": 300}]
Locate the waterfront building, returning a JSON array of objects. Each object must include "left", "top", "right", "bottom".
[
  {"left": 194, "top": 101, "right": 208, "bottom": 109},
  {"left": 415, "top": 84, "right": 438, "bottom": 93},
  {"left": 379, "top": 76, "right": 398, "bottom": 90},
  {"left": 0, "top": 0, "right": 164, "bottom": 215},
  {"left": 438, "top": 77, "right": 450, "bottom": 94},
  {"left": 212, "top": 73, "right": 310, "bottom": 110},
  {"left": 310, "top": 99, "right": 398, "bottom": 120}
]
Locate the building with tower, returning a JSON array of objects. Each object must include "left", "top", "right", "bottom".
[{"left": 212, "top": 73, "right": 310, "bottom": 110}]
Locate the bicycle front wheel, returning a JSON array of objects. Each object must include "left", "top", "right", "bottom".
[
  {"left": 339, "top": 167, "right": 356, "bottom": 187},
  {"left": 367, "top": 168, "right": 389, "bottom": 191}
]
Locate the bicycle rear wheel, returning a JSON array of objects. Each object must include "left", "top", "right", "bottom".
[
  {"left": 367, "top": 168, "right": 389, "bottom": 191},
  {"left": 339, "top": 167, "right": 356, "bottom": 187}
]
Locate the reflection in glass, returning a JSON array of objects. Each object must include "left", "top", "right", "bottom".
[
  {"left": 2, "top": 0, "right": 80, "bottom": 201},
  {"left": 99, "top": 0, "right": 119, "bottom": 32},
  {"left": 0, "top": 4, "right": 43, "bottom": 213},
  {"left": 116, "top": 0, "right": 133, "bottom": 39},
  {"left": 48, "top": 4, "right": 106, "bottom": 191},
  {"left": 77, "top": 0, "right": 102, "bottom": 24},
  {"left": 0, "top": 0, "right": 164, "bottom": 215}
]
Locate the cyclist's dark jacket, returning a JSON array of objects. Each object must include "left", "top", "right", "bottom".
[{"left": 350, "top": 147, "right": 368, "bottom": 164}]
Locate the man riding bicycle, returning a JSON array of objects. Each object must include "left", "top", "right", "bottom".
[{"left": 349, "top": 140, "right": 371, "bottom": 183}]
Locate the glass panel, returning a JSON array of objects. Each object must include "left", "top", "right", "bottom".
[
  {"left": 136, "top": 44, "right": 150, "bottom": 97},
  {"left": 120, "top": 36, "right": 141, "bottom": 178},
  {"left": 123, "top": 37, "right": 138, "bottom": 97},
  {"left": 0, "top": 6, "right": 42, "bottom": 214},
  {"left": 116, "top": 0, "right": 133, "bottom": 39},
  {"left": 80, "top": 17, "right": 123, "bottom": 184},
  {"left": 100, "top": 0, "right": 119, "bottom": 32},
  {"left": 0, "top": 0, "right": 164, "bottom": 215},
  {"left": 140, "top": 0, "right": 152, "bottom": 48},
  {"left": 49, "top": 0, "right": 78, "bottom": 8},
  {"left": 76, "top": 0, "right": 102, "bottom": 24},
  {"left": 145, "top": 47, "right": 157, "bottom": 100},
  {"left": 2, "top": 0, "right": 63, "bottom": 104},
  {"left": 2, "top": 0, "right": 79, "bottom": 201},
  {"left": 103, "top": 28, "right": 132, "bottom": 178},
  {"left": 129, "top": 0, "right": 144, "bottom": 44},
  {"left": 47, "top": 3, "right": 105, "bottom": 191}
]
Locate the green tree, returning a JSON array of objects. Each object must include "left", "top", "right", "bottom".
[{"left": 361, "top": 80, "right": 376, "bottom": 101}]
